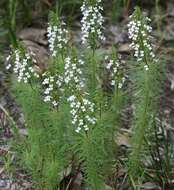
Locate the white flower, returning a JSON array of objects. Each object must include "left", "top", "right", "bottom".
[
  {"left": 65, "top": 56, "right": 97, "bottom": 133},
  {"left": 9, "top": 49, "right": 39, "bottom": 83},
  {"left": 67, "top": 93, "right": 96, "bottom": 133},
  {"left": 128, "top": 12, "right": 156, "bottom": 70},
  {"left": 42, "top": 73, "right": 64, "bottom": 107},
  {"left": 144, "top": 65, "right": 149, "bottom": 71},
  {"left": 5, "top": 55, "right": 12, "bottom": 70},
  {"left": 105, "top": 56, "right": 126, "bottom": 89},
  {"left": 6, "top": 64, "right": 12, "bottom": 70},
  {"left": 47, "top": 20, "right": 69, "bottom": 57},
  {"left": 81, "top": 0, "right": 105, "bottom": 47},
  {"left": 44, "top": 95, "right": 51, "bottom": 102},
  {"left": 52, "top": 100, "right": 58, "bottom": 107},
  {"left": 64, "top": 57, "right": 85, "bottom": 90}
]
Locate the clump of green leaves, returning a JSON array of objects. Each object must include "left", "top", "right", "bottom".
[
  {"left": 127, "top": 7, "right": 163, "bottom": 186},
  {"left": 6, "top": 2, "right": 165, "bottom": 190},
  {"left": 12, "top": 80, "right": 71, "bottom": 189}
]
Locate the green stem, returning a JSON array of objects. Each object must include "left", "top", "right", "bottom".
[
  {"left": 91, "top": 48, "right": 96, "bottom": 91},
  {"left": 130, "top": 72, "right": 150, "bottom": 179}
]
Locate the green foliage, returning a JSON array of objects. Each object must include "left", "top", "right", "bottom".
[
  {"left": 6, "top": 2, "right": 166, "bottom": 190},
  {"left": 111, "top": 0, "right": 123, "bottom": 22},
  {"left": 9, "top": 29, "right": 127, "bottom": 189},
  {"left": 11, "top": 76, "right": 118, "bottom": 189},
  {"left": 83, "top": 49, "right": 101, "bottom": 97},
  {"left": 55, "top": 0, "right": 83, "bottom": 24},
  {"left": 129, "top": 63, "right": 164, "bottom": 186},
  {"left": 77, "top": 135, "right": 105, "bottom": 189},
  {"left": 127, "top": 7, "right": 164, "bottom": 186},
  {"left": 74, "top": 124, "right": 114, "bottom": 190},
  {"left": 146, "top": 119, "right": 173, "bottom": 188},
  {"left": 128, "top": 62, "right": 161, "bottom": 177},
  {"left": 11, "top": 79, "right": 71, "bottom": 189}
]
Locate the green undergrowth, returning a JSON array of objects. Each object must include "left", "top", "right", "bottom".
[
  {"left": 10, "top": 70, "right": 120, "bottom": 189},
  {"left": 11, "top": 79, "right": 71, "bottom": 189},
  {"left": 5, "top": 2, "right": 169, "bottom": 190}
]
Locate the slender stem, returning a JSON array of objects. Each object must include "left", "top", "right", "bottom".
[
  {"left": 130, "top": 71, "right": 150, "bottom": 178},
  {"left": 91, "top": 47, "right": 96, "bottom": 91},
  {"left": 28, "top": 79, "right": 36, "bottom": 92}
]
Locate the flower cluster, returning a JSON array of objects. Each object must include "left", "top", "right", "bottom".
[
  {"left": 81, "top": 0, "right": 105, "bottom": 46},
  {"left": 105, "top": 56, "right": 126, "bottom": 89},
  {"left": 5, "top": 54, "right": 12, "bottom": 70},
  {"left": 41, "top": 56, "right": 85, "bottom": 109},
  {"left": 128, "top": 11, "right": 156, "bottom": 70},
  {"left": 42, "top": 72, "right": 64, "bottom": 107},
  {"left": 6, "top": 49, "right": 39, "bottom": 83},
  {"left": 67, "top": 94, "right": 96, "bottom": 133},
  {"left": 64, "top": 57, "right": 85, "bottom": 90},
  {"left": 47, "top": 21, "right": 69, "bottom": 57},
  {"left": 64, "top": 56, "right": 97, "bottom": 133}
]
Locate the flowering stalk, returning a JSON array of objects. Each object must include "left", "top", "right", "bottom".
[
  {"left": 128, "top": 7, "right": 156, "bottom": 70},
  {"left": 63, "top": 53, "right": 108, "bottom": 189},
  {"left": 47, "top": 11, "right": 69, "bottom": 59},
  {"left": 42, "top": 72, "right": 64, "bottom": 108},
  {"left": 40, "top": 11, "right": 71, "bottom": 108},
  {"left": 6, "top": 47, "right": 39, "bottom": 83},
  {"left": 101, "top": 48, "right": 127, "bottom": 135},
  {"left": 81, "top": 0, "right": 105, "bottom": 93},
  {"left": 68, "top": 93, "right": 96, "bottom": 133},
  {"left": 127, "top": 7, "right": 161, "bottom": 183},
  {"left": 103, "top": 49, "right": 126, "bottom": 126},
  {"left": 104, "top": 52, "right": 126, "bottom": 91},
  {"left": 81, "top": 0, "right": 105, "bottom": 48},
  {"left": 64, "top": 55, "right": 97, "bottom": 133},
  {"left": 64, "top": 56, "right": 85, "bottom": 91}
]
